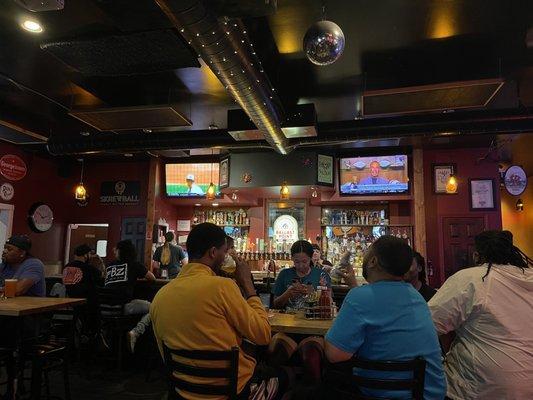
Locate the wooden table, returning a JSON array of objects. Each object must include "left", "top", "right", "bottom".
[
  {"left": 0, "top": 296, "right": 86, "bottom": 317},
  {"left": 269, "top": 312, "right": 334, "bottom": 336}
]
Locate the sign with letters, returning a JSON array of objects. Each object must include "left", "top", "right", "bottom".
[
  {"left": 100, "top": 181, "right": 140, "bottom": 205},
  {"left": 273, "top": 214, "right": 299, "bottom": 243},
  {"left": 104, "top": 263, "right": 129, "bottom": 285}
]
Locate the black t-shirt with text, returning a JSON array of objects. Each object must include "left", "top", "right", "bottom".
[
  {"left": 104, "top": 260, "right": 147, "bottom": 303},
  {"left": 62, "top": 260, "right": 101, "bottom": 301}
]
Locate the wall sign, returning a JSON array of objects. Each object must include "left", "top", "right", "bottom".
[
  {"left": 0, "top": 155, "right": 27, "bottom": 181},
  {"left": 177, "top": 219, "right": 191, "bottom": 232},
  {"left": 219, "top": 157, "right": 230, "bottom": 189},
  {"left": 0, "top": 183, "right": 14, "bottom": 201},
  {"left": 100, "top": 181, "right": 140, "bottom": 205},
  {"left": 317, "top": 154, "right": 334, "bottom": 186},
  {"left": 504, "top": 165, "right": 527, "bottom": 196},
  {"left": 273, "top": 214, "right": 299, "bottom": 243},
  {"left": 469, "top": 178, "right": 496, "bottom": 211}
]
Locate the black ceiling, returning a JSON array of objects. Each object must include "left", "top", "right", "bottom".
[{"left": 0, "top": 0, "right": 532, "bottom": 155}]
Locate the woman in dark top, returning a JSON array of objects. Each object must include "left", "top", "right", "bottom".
[
  {"left": 404, "top": 251, "right": 437, "bottom": 302},
  {"left": 104, "top": 240, "right": 155, "bottom": 352}
]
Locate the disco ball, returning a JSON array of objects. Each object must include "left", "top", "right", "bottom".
[{"left": 303, "top": 20, "right": 345, "bottom": 66}]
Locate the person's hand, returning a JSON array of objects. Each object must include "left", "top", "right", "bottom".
[
  {"left": 341, "top": 266, "right": 358, "bottom": 288},
  {"left": 232, "top": 253, "right": 256, "bottom": 297},
  {"left": 286, "top": 282, "right": 309, "bottom": 299}
]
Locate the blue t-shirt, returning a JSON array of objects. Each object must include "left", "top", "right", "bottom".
[
  {"left": 0, "top": 257, "right": 46, "bottom": 297},
  {"left": 273, "top": 266, "right": 331, "bottom": 309},
  {"left": 326, "top": 281, "right": 446, "bottom": 399}
]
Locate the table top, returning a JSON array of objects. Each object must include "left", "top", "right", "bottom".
[
  {"left": 269, "top": 312, "right": 334, "bottom": 336},
  {"left": 0, "top": 296, "right": 86, "bottom": 317}
]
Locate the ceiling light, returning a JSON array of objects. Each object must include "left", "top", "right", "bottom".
[
  {"left": 231, "top": 191, "right": 238, "bottom": 201},
  {"left": 21, "top": 19, "right": 43, "bottom": 33},
  {"left": 516, "top": 198, "right": 524, "bottom": 212},
  {"left": 75, "top": 159, "right": 87, "bottom": 201},
  {"left": 124, "top": 153, "right": 133, "bottom": 157},
  {"left": 80, "top": 131, "right": 90, "bottom": 137},
  {"left": 212, "top": 203, "right": 219, "bottom": 207},
  {"left": 206, "top": 183, "right": 216, "bottom": 200},
  {"left": 195, "top": 203, "right": 201, "bottom": 207},
  {"left": 280, "top": 182, "right": 290, "bottom": 200},
  {"left": 311, "top": 187, "right": 318, "bottom": 198}
]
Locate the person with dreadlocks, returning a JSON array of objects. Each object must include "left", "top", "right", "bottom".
[
  {"left": 429, "top": 230, "right": 533, "bottom": 400},
  {"left": 153, "top": 231, "right": 187, "bottom": 279}
]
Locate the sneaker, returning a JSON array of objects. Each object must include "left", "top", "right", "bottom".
[{"left": 127, "top": 330, "right": 137, "bottom": 353}]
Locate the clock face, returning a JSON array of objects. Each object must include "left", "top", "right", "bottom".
[{"left": 29, "top": 203, "right": 54, "bottom": 233}]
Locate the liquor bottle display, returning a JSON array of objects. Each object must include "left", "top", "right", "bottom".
[
  {"left": 193, "top": 208, "right": 250, "bottom": 226},
  {"left": 321, "top": 206, "right": 413, "bottom": 277}
]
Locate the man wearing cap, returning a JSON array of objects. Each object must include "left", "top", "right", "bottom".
[
  {"left": 0, "top": 235, "right": 45, "bottom": 297},
  {"left": 63, "top": 244, "right": 102, "bottom": 333},
  {"left": 185, "top": 174, "right": 204, "bottom": 195}
]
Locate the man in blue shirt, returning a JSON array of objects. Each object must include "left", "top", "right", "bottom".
[
  {"left": 325, "top": 236, "right": 446, "bottom": 399},
  {"left": 0, "top": 235, "right": 45, "bottom": 297}
]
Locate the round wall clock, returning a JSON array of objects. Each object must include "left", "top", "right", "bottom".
[
  {"left": 28, "top": 203, "right": 54, "bottom": 233},
  {"left": 504, "top": 165, "right": 527, "bottom": 196}
]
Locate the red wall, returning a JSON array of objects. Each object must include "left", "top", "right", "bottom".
[
  {"left": 423, "top": 147, "right": 502, "bottom": 286},
  {"left": 0, "top": 143, "right": 149, "bottom": 264}
]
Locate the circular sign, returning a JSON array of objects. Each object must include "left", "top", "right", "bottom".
[
  {"left": 0, "top": 183, "right": 14, "bottom": 201},
  {"left": 0, "top": 155, "right": 27, "bottom": 181},
  {"left": 273, "top": 214, "right": 299, "bottom": 243},
  {"left": 504, "top": 165, "right": 527, "bottom": 196}
]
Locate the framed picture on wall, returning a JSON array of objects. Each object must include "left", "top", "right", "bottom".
[
  {"left": 469, "top": 178, "right": 496, "bottom": 210},
  {"left": 317, "top": 154, "right": 334, "bottom": 187},
  {"left": 219, "top": 157, "right": 230, "bottom": 189},
  {"left": 433, "top": 164, "right": 456, "bottom": 194}
]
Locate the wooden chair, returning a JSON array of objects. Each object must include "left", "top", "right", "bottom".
[
  {"left": 325, "top": 357, "right": 426, "bottom": 400},
  {"left": 162, "top": 343, "right": 239, "bottom": 400}
]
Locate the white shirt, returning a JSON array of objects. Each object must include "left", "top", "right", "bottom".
[
  {"left": 429, "top": 264, "right": 533, "bottom": 400},
  {"left": 186, "top": 184, "right": 204, "bottom": 196}
]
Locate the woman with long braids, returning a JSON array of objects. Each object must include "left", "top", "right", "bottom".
[{"left": 429, "top": 230, "right": 533, "bottom": 400}]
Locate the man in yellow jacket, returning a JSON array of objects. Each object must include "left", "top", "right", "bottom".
[{"left": 150, "top": 223, "right": 271, "bottom": 399}]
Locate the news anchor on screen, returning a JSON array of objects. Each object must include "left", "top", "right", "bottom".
[{"left": 359, "top": 161, "right": 390, "bottom": 185}]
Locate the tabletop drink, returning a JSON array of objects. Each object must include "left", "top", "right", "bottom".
[{"left": 4, "top": 279, "right": 17, "bottom": 298}]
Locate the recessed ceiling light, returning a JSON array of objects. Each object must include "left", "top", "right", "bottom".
[
  {"left": 124, "top": 153, "right": 133, "bottom": 157},
  {"left": 79, "top": 131, "right": 90, "bottom": 137},
  {"left": 194, "top": 203, "right": 201, "bottom": 207},
  {"left": 21, "top": 19, "right": 43, "bottom": 33},
  {"left": 212, "top": 203, "right": 219, "bottom": 207}
]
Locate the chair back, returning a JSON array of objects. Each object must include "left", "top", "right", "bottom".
[
  {"left": 326, "top": 357, "right": 426, "bottom": 400},
  {"left": 96, "top": 286, "right": 127, "bottom": 317},
  {"left": 162, "top": 343, "right": 239, "bottom": 400}
]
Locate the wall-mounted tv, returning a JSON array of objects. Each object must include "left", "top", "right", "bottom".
[
  {"left": 165, "top": 163, "right": 220, "bottom": 197},
  {"left": 339, "top": 155, "right": 409, "bottom": 195}
]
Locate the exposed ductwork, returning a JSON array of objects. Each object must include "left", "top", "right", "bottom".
[
  {"left": 154, "top": 0, "right": 289, "bottom": 154},
  {"left": 46, "top": 108, "right": 533, "bottom": 155}
]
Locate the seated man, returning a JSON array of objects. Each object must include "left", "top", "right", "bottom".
[
  {"left": 63, "top": 244, "right": 101, "bottom": 333},
  {"left": 150, "top": 223, "right": 271, "bottom": 400},
  {"left": 325, "top": 236, "right": 446, "bottom": 399},
  {"left": 0, "top": 235, "right": 45, "bottom": 297}
]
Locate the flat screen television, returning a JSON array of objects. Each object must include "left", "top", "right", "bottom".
[
  {"left": 339, "top": 155, "right": 409, "bottom": 195},
  {"left": 165, "top": 163, "right": 220, "bottom": 197}
]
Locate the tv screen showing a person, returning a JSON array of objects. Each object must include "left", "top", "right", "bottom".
[
  {"left": 165, "top": 163, "right": 220, "bottom": 197},
  {"left": 339, "top": 155, "right": 409, "bottom": 195}
]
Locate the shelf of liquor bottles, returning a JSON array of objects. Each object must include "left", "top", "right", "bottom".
[
  {"left": 321, "top": 205, "right": 412, "bottom": 274},
  {"left": 193, "top": 208, "right": 251, "bottom": 226}
]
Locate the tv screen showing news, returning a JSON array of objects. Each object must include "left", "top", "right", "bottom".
[
  {"left": 165, "top": 163, "right": 220, "bottom": 197},
  {"left": 339, "top": 155, "right": 409, "bottom": 195}
]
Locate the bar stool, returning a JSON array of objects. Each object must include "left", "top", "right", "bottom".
[
  {"left": 22, "top": 342, "right": 71, "bottom": 400},
  {"left": 0, "top": 347, "right": 15, "bottom": 398}
]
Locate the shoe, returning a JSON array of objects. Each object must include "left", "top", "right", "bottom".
[{"left": 127, "top": 330, "right": 137, "bottom": 353}]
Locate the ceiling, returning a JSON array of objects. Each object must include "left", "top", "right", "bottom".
[{"left": 0, "top": 0, "right": 532, "bottom": 157}]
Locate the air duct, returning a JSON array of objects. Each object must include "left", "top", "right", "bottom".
[{"left": 154, "top": 0, "right": 289, "bottom": 154}]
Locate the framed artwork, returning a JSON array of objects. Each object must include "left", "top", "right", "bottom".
[
  {"left": 503, "top": 165, "right": 527, "bottom": 196},
  {"left": 433, "top": 164, "right": 456, "bottom": 194},
  {"left": 469, "top": 178, "right": 496, "bottom": 210},
  {"left": 317, "top": 154, "right": 334, "bottom": 187},
  {"left": 219, "top": 157, "right": 230, "bottom": 189}
]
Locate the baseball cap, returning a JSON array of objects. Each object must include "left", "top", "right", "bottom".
[
  {"left": 186, "top": 174, "right": 195, "bottom": 181},
  {"left": 74, "top": 244, "right": 93, "bottom": 257},
  {"left": 6, "top": 235, "right": 32, "bottom": 251}
]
